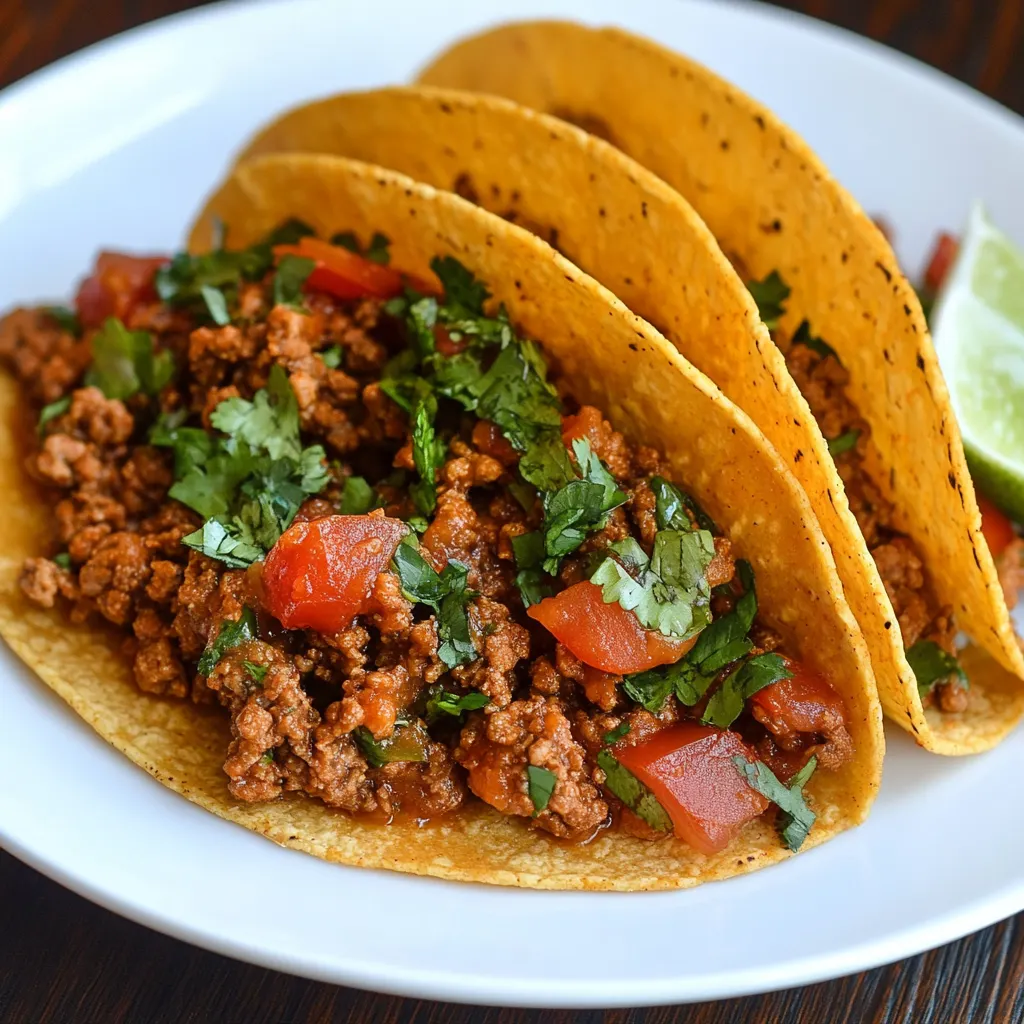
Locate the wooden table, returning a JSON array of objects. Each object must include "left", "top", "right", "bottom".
[{"left": 2, "top": 1, "right": 1023, "bottom": 1020}]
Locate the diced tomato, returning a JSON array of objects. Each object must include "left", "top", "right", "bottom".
[
  {"left": 977, "top": 493, "right": 1015, "bottom": 559},
  {"left": 560, "top": 405, "right": 604, "bottom": 450},
  {"left": 527, "top": 580, "right": 694, "bottom": 674},
  {"left": 750, "top": 658, "right": 845, "bottom": 736},
  {"left": 613, "top": 722, "right": 769, "bottom": 854},
  {"left": 74, "top": 252, "right": 167, "bottom": 328},
  {"left": 263, "top": 514, "right": 408, "bottom": 633},
  {"left": 273, "top": 237, "right": 404, "bottom": 300},
  {"left": 471, "top": 420, "right": 518, "bottom": 465},
  {"left": 434, "top": 324, "right": 468, "bottom": 356},
  {"left": 924, "top": 232, "right": 959, "bottom": 293}
]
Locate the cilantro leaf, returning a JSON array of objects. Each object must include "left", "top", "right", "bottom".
[
  {"left": 732, "top": 755, "right": 818, "bottom": 851},
  {"left": 272, "top": 255, "right": 316, "bottom": 310},
  {"left": 748, "top": 270, "right": 791, "bottom": 331},
  {"left": 602, "top": 721, "right": 631, "bottom": 746},
  {"left": 391, "top": 542, "right": 477, "bottom": 668},
  {"left": 85, "top": 318, "right": 174, "bottom": 400},
  {"left": 209, "top": 364, "right": 304, "bottom": 462},
  {"left": 52, "top": 552, "right": 72, "bottom": 570},
  {"left": 198, "top": 607, "right": 257, "bottom": 676},
  {"left": 827, "top": 430, "right": 860, "bottom": 457},
  {"left": 38, "top": 396, "right": 71, "bottom": 434},
  {"left": 701, "top": 652, "right": 792, "bottom": 728},
  {"left": 320, "top": 345, "right": 343, "bottom": 369},
  {"left": 264, "top": 218, "right": 315, "bottom": 246},
  {"left": 431, "top": 255, "right": 489, "bottom": 315},
  {"left": 354, "top": 723, "right": 429, "bottom": 769},
  {"left": 791, "top": 319, "right": 838, "bottom": 361},
  {"left": 338, "top": 476, "right": 377, "bottom": 515},
  {"left": 526, "top": 764, "right": 557, "bottom": 815},
  {"left": 622, "top": 560, "right": 758, "bottom": 711},
  {"left": 424, "top": 686, "right": 490, "bottom": 723},
  {"left": 650, "top": 475, "right": 716, "bottom": 533},
  {"left": 332, "top": 230, "right": 391, "bottom": 265},
  {"left": 156, "top": 247, "right": 271, "bottom": 322},
  {"left": 907, "top": 640, "right": 967, "bottom": 699},
  {"left": 157, "top": 366, "right": 328, "bottom": 566},
  {"left": 591, "top": 529, "right": 714, "bottom": 638},
  {"left": 45, "top": 306, "right": 80, "bottom": 335},
  {"left": 596, "top": 749, "right": 672, "bottom": 832},
  {"left": 199, "top": 284, "right": 231, "bottom": 326},
  {"left": 243, "top": 660, "right": 268, "bottom": 685},
  {"left": 410, "top": 395, "right": 445, "bottom": 516}
]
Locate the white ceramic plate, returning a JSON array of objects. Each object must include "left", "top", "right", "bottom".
[{"left": 2, "top": 0, "right": 1023, "bottom": 1008}]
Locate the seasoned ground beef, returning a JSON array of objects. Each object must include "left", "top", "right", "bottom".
[
  {"left": 1, "top": 238, "right": 851, "bottom": 848},
  {"left": 785, "top": 341, "right": 967, "bottom": 710}
]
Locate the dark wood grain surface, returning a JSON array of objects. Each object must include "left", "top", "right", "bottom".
[{"left": 2, "top": 1, "right": 1023, "bottom": 1021}]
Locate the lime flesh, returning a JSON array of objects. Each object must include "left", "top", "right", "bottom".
[{"left": 931, "top": 204, "right": 1024, "bottom": 522}]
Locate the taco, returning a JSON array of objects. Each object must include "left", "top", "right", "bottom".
[
  {"left": 0, "top": 153, "right": 882, "bottom": 890},
  {"left": 417, "top": 22, "right": 1024, "bottom": 753}
]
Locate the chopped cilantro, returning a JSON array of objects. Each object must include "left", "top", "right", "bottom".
[
  {"left": 622, "top": 560, "right": 759, "bottom": 712},
  {"left": 85, "top": 318, "right": 174, "bottom": 400},
  {"left": 331, "top": 230, "right": 391, "bottom": 265},
  {"left": 391, "top": 541, "right": 477, "bottom": 668},
  {"left": 243, "top": 661, "right": 268, "bottom": 685},
  {"left": 431, "top": 255, "right": 489, "bottom": 315},
  {"left": 602, "top": 721, "right": 631, "bottom": 746},
  {"left": 827, "top": 430, "right": 860, "bottom": 457},
  {"left": 591, "top": 530, "right": 715, "bottom": 639},
  {"left": 596, "top": 750, "right": 672, "bottom": 832},
  {"left": 732, "top": 755, "right": 818, "bottom": 851},
  {"left": 320, "top": 345, "right": 343, "bottom": 369},
  {"left": 258, "top": 750, "right": 275, "bottom": 767},
  {"left": 526, "top": 764, "right": 557, "bottom": 816},
  {"left": 156, "top": 246, "right": 271, "bottom": 323},
  {"left": 410, "top": 395, "right": 446, "bottom": 516},
  {"left": 338, "top": 476, "right": 378, "bottom": 515},
  {"left": 52, "top": 552, "right": 72, "bottom": 570},
  {"left": 701, "top": 652, "right": 792, "bottom": 728},
  {"left": 264, "top": 218, "right": 316, "bottom": 246},
  {"left": 272, "top": 254, "right": 316, "bottom": 310},
  {"left": 197, "top": 607, "right": 257, "bottom": 676},
  {"left": 153, "top": 365, "right": 329, "bottom": 567},
  {"left": 907, "top": 640, "right": 967, "bottom": 699},
  {"left": 747, "top": 270, "right": 791, "bottom": 331},
  {"left": 37, "top": 396, "right": 70, "bottom": 434},
  {"left": 199, "top": 284, "right": 231, "bottom": 326},
  {"left": 45, "top": 306, "right": 80, "bottom": 335},
  {"left": 424, "top": 686, "right": 490, "bottom": 723},
  {"left": 650, "top": 475, "right": 716, "bottom": 533},
  {"left": 354, "top": 723, "right": 429, "bottom": 768},
  {"left": 791, "top": 319, "right": 838, "bottom": 361}
]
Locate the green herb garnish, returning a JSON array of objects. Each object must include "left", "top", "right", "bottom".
[
  {"left": 748, "top": 270, "right": 791, "bottom": 331},
  {"left": 85, "top": 317, "right": 174, "bottom": 400},
  {"left": 526, "top": 764, "right": 557, "bottom": 815},
  {"left": 331, "top": 230, "right": 391, "bottom": 265},
  {"left": 791, "top": 319, "right": 838, "bottom": 361},
  {"left": 37, "top": 396, "right": 71, "bottom": 433},
  {"left": 827, "top": 430, "right": 860, "bottom": 457},
  {"left": 320, "top": 345, "right": 343, "bottom": 369},
  {"left": 732, "top": 755, "right": 818, "bottom": 851},
  {"left": 272, "top": 255, "right": 316, "bottom": 310},
  {"left": 391, "top": 540, "right": 477, "bottom": 668},
  {"left": 907, "top": 640, "right": 968, "bottom": 699},
  {"left": 596, "top": 750, "right": 672, "bottom": 832},
  {"left": 52, "top": 552, "right": 72, "bottom": 570},
  {"left": 354, "top": 723, "right": 429, "bottom": 769},
  {"left": 197, "top": 607, "right": 257, "bottom": 676},
  {"left": 45, "top": 306, "right": 81, "bottom": 335},
  {"left": 424, "top": 687, "right": 490, "bottom": 722},
  {"left": 338, "top": 476, "right": 378, "bottom": 515},
  {"left": 650, "top": 475, "right": 716, "bottom": 533},
  {"left": 701, "top": 652, "right": 792, "bottom": 728}
]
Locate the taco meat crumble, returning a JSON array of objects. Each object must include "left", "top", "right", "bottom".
[{"left": 0, "top": 226, "right": 854, "bottom": 853}]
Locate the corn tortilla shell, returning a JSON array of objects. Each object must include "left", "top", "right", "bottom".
[
  {"left": 417, "top": 24, "right": 1024, "bottom": 753},
  {"left": 0, "top": 155, "right": 882, "bottom": 889}
]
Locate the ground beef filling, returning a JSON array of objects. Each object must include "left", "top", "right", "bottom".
[
  {"left": 2, "top": 262, "right": 849, "bottom": 842},
  {"left": 784, "top": 343, "right": 964, "bottom": 711}
]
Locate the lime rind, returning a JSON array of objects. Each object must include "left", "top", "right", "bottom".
[{"left": 931, "top": 203, "right": 1024, "bottom": 521}]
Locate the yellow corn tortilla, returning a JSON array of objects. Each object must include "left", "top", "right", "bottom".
[
  {"left": 0, "top": 154, "right": 883, "bottom": 889},
  {"left": 416, "top": 24, "right": 1024, "bottom": 753}
]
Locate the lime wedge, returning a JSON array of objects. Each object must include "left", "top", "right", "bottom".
[{"left": 931, "top": 204, "right": 1024, "bottom": 521}]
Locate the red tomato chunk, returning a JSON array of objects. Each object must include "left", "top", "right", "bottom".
[
  {"left": 75, "top": 252, "right": 167, "bottom": 328},
  {"left": 527, "top": 580, "right": 694, "bottom": 675},
  {"left": 274, "top": 237, "right": 404, "bottom": 300},
  {"left": 614, "top": 723, "right": 769, "bottom": 855},
  {"left": 263, "top": 514, "right": 407, "bottom": 633},
  {"left": 750, "top": 659, "right": 845, "bottom": 736}
]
